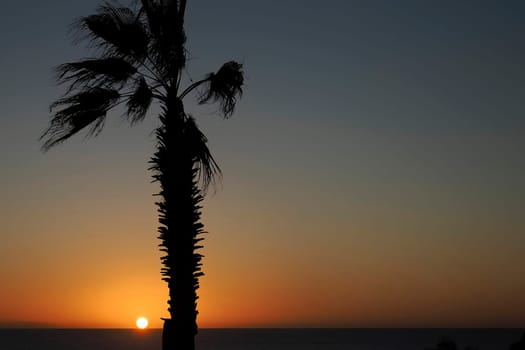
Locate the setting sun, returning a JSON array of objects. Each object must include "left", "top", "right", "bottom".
[{"left": 136, "top": 317, "right": 149, "bottom": 329}]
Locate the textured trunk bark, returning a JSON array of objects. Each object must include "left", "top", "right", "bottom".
[{"left": 152, "top": 94, "right": 203, "bottom": 350}]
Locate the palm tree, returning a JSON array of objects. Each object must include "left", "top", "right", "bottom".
[{"left": 40, "top": 1, "right": 244, "bottom": 349}]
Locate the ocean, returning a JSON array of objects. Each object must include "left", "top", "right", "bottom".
[{"left": 0, "top": 328, "right": 522, "bottom": 350}]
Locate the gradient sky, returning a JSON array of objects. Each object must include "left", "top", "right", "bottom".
[{"left": 1, "top": 1, "right": 524, "bottom": 328}]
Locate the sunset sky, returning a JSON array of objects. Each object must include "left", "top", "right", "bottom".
[{"left": 1, "top": 1, "right": 524, "bottom": 329}]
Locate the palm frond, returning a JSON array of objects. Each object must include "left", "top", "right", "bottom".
[
  {"left": 56, "top": 57, "right": 137, "bottom": 92},
  {"left": 139, "top": 0, "right": 187, "bottom": 80},
  {"left": 41, "top": 88, "right": 120, "bottom": 150},
  {"left": 76, "top": 2, "right": 149, "bottom": 60},
  {"left": 140, "top": 0, "right": 163, "bottom": 37},
  {"left": 197, "top": 61, "right": 244, "bottom": 117},
  {"left": 182, "top": 115, "right": 221, "bottom": 191},
  {"left": 126, "top": 77, "right": 153, "bottom": 123},
  {"left": 141, "top": 0, "right": 186, "bottom": 33}
]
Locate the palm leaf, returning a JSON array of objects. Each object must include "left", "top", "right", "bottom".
[
  {"left": 198, "top": 61, "right": 244, "bottom": 117},
  {"left": 126, "top": 77, "right": 153, "bottom": 123},
  {"left": 140, "top": 0, "right": 186, "bottom": 35},
  {"left": 140, "top": 0, "right": 163, "bottom": 37},
  {"left": 182, "top": 115, "right": 221, "bottom": 191},
  {"left": 77, "top": 2, "right": 149, "bottom": 60},
  {"left": 41, "top": 88, "right": 120, "bottom": 150},
  {"left": 56, "top": 57, "right": 137, "bottom": 92},
  {"left": 139, "top": 0, "right": 187, "bottom": 79}
]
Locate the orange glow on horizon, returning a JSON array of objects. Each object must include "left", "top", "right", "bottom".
[{"left": 2, "top": 182, "right": 524, "bottom": 329}]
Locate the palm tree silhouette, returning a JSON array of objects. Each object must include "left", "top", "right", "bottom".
[{"left": 40, "top": 1, "right": 243, "bottom": 349}]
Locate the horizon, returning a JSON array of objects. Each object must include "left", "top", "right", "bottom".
[{"left": 2, "top": 325, "right": 524, "bottom": 330}]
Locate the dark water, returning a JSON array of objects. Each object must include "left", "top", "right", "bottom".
[{"left": 0, "top": 328, "right": 522, "bottom": 350}]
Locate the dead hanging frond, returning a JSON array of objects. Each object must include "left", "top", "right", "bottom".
[
  {"left": 76, "top": 2, "right": 149, "bottom": 61},
  {"left": 148, "top": 112, "right": 221, "bottom": 192},
  {"left": 182, "top": 115, "right": 221, "bottom": 192},
  {"left": 126, "top": 77, "right": 153, "bottom": 124},
  {"left": 41, "top": 88, "right": 120, "bottom": 151},
  {"left": 197, "top": 61, "right": 244, "bottom": 118},
  {"left": 56, "top": 57, "right": 137, "bottom": 92}
]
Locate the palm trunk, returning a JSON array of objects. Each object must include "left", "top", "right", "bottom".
[{"left": 151, "top": 94, "right": 204, "bottom": 350}]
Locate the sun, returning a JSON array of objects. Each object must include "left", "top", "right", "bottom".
[{"left": 136, "top": 317, "right": 149, "bottom": 329}]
